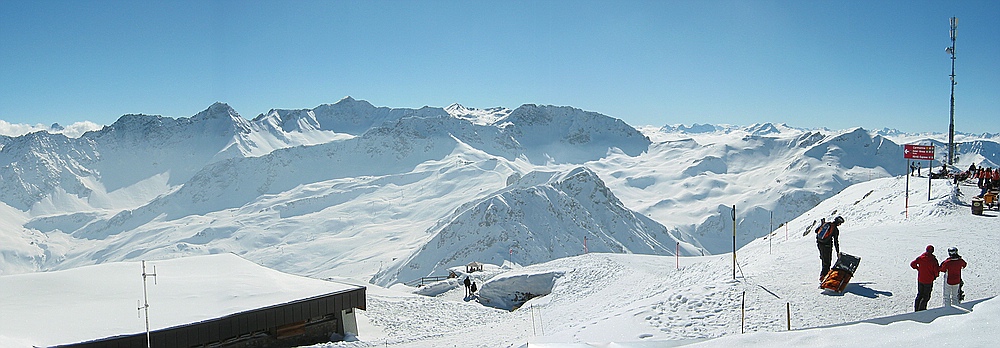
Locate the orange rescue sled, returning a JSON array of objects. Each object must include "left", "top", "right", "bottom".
[{"left": 821, "top": 253, "right": 861, "bottom": 293}]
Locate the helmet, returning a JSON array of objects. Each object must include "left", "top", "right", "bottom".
[
  {"left": 948, "top": 247, "right": 959, "bottom": 257},
  {"left": 834, "top": 216, "right": 845, "bottom": 224},
  {"left": 926, "top": 245, "right": 934, "bottom": 253}
]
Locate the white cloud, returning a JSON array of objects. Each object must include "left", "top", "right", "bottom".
[{"left": 0, "top": 120, "right": 102, "bottom": 138}]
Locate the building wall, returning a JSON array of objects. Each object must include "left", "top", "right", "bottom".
[{"left": 60, "top": 287, "right": 366, "bottom": 348}]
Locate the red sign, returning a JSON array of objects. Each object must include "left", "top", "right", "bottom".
[{"left": 904, "top": 144, "right": 934, "bottom": 160}]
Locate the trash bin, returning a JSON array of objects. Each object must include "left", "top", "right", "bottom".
[{"left": 972, "top": 198, "right": 984, "bottom": 215}]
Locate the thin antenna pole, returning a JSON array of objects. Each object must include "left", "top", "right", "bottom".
[
  {"left": 947, "top": 17, "right": 958, "bottom": 165},
  {"left": 138, "top": 260, "right": 157, "bottom": 348}
]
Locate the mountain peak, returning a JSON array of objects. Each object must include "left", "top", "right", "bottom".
[
  {"left": 444, "top": 103, "right": 511, "bottom": 125},
  {"left": 192, "top": 102, "right": 240, "bottom": 121}
]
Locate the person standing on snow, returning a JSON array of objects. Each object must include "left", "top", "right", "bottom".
[
  {"left": 815, "top": 216, "right": 844, "bottom": 281},
  {"left": 464, "top": 276, "right": 472, "bottom": 297},
  {"left": 910, "top": 245, "right": 940, "bottom": 311},
  {"left": 940, "top": 247, "right": 967, "bottom": 307}
]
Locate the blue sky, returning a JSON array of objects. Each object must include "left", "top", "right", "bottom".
[{"left": 1, "top": 0, "right": 997, "bottom": 133}]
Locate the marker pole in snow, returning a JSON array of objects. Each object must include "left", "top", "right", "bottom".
[
  {"left": 137, "top": 260, "right": 157, "bottom": 348},
  {"left": 741, "top": 291, "right": 745, "bottom": 334},
  {"left": 676, "top": 242, "right": 679, "bottom": 270},
  {"left": 786, "top": 302, "right": 791, "bottom": 330},
  {"left": 731, "top": 205, "right": 737, "bottom": 280},
  {"left": 927, "top": 160, "right": 932, "bottom": 201},
  {"left": 531, "top": 304, "right": 537, "bottom": 336},
  {"left": 905, "top": 160, "right": 910, "bottom": 219}
]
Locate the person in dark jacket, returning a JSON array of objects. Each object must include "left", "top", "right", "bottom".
[
  {"left": 940, "top": 247, "right": 968, "bottom": 307},
  {"left": 816, "top": 216, "right": 844, "bottom": 281},
  {"left": 910, "top": 245, "right": 940, "bottom": 311},
  {"left": 463, "top": 276, "right": 472, "bottom": 297}
]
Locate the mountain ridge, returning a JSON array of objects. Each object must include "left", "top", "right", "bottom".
[{"left": 2, "top": 98, "right": 999, "bottom": 285}]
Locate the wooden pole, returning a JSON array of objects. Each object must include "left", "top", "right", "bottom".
[
  {"left": 786, "top": 302, "right": 791, "bottom": 331},
  {"left": 741, "top": 291, "right": 746, "bottom": 334}
]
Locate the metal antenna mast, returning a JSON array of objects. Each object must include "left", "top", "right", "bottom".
[
  {"left": 947, "top": 17, "right": 958, "bottom": 166},
  {"left": 137, "top": 260, "right": 157, "bottom": 348}
]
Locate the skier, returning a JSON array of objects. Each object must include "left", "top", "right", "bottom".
[
  {"left": 940, "top": 247, "right": 967, "bottom": 307},
  {"left": 815, "top": 216, "right": 844, "bottom": 281},
  {"left": 470, "top": 281, "right": 478, "bottom": 296},
  {"left": 910, "top": 245, "right": 940, "bottom": 311}
]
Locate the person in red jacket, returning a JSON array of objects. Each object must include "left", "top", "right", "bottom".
[
  {"left": 910, "top": 245, "right": 940, "bottom": 311},
  {"left": 940, "top": 247, "right": 968, "bottom": 307}
]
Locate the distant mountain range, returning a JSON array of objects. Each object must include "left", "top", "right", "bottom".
[{"left": 1, "top": 97, "right": 997, "bottom": 285}]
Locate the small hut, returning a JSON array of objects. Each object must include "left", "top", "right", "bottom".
[{"left": 466, "top": 261, "right": 483, "bottom": 273}]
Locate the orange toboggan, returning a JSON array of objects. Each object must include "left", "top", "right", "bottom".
[{"left": 821, "top": 253, "right": 861, "bottom": 293}]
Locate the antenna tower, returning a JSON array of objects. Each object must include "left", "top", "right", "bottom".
[
  {"left": 137, "top": 260, "right": 158, "bottom": 348},
  {"left": 947, "top": 17, "right": 957, "bottom": 165}
]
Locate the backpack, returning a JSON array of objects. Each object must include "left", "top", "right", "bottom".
[{"left": 815, "top": 222, "right": 835, "bottom": 243}]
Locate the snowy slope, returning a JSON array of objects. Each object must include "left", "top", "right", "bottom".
[
  {"left": 590, "top": 125, "right": 903, "bottom": 254},
  {"left": 305, "top": 176, "right": 997, "bottom": 348},
  {"left": 0, "top": 253, "right": 358, "bottom": 347}
]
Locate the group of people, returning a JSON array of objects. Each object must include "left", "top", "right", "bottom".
[
  {"left": 911, "top": 245, "right": 968, "bottom": 311},
  {"left": 908, "top": 162, "right": 947, "bottom": 178},
  {"left": 814, "top": 216, "right": 969, "bottom": 312},
  {"left": 463, "top": 276, "right": 478, "bottom": 298},
  {"left": 967, "top": 164, "right": 1000, "bottom": 198}
]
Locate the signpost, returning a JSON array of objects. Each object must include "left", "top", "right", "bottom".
[
  {"left": 904, "top": 144, "right": 935, "bottom": 161},
  {"left": 904, "top": 144, "right": 935, "bottom": 217}
]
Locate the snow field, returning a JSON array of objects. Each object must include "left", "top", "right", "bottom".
[{"left": 312, "top": 176, "right": 997, "bottom": 347}]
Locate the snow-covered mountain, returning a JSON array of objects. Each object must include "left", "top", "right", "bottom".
[
  {"left": 2, "top": 98, "right": 999, "bottom": 290},
  {"left": 373, "top": 167, "right": 694, "bottom": 286}
]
